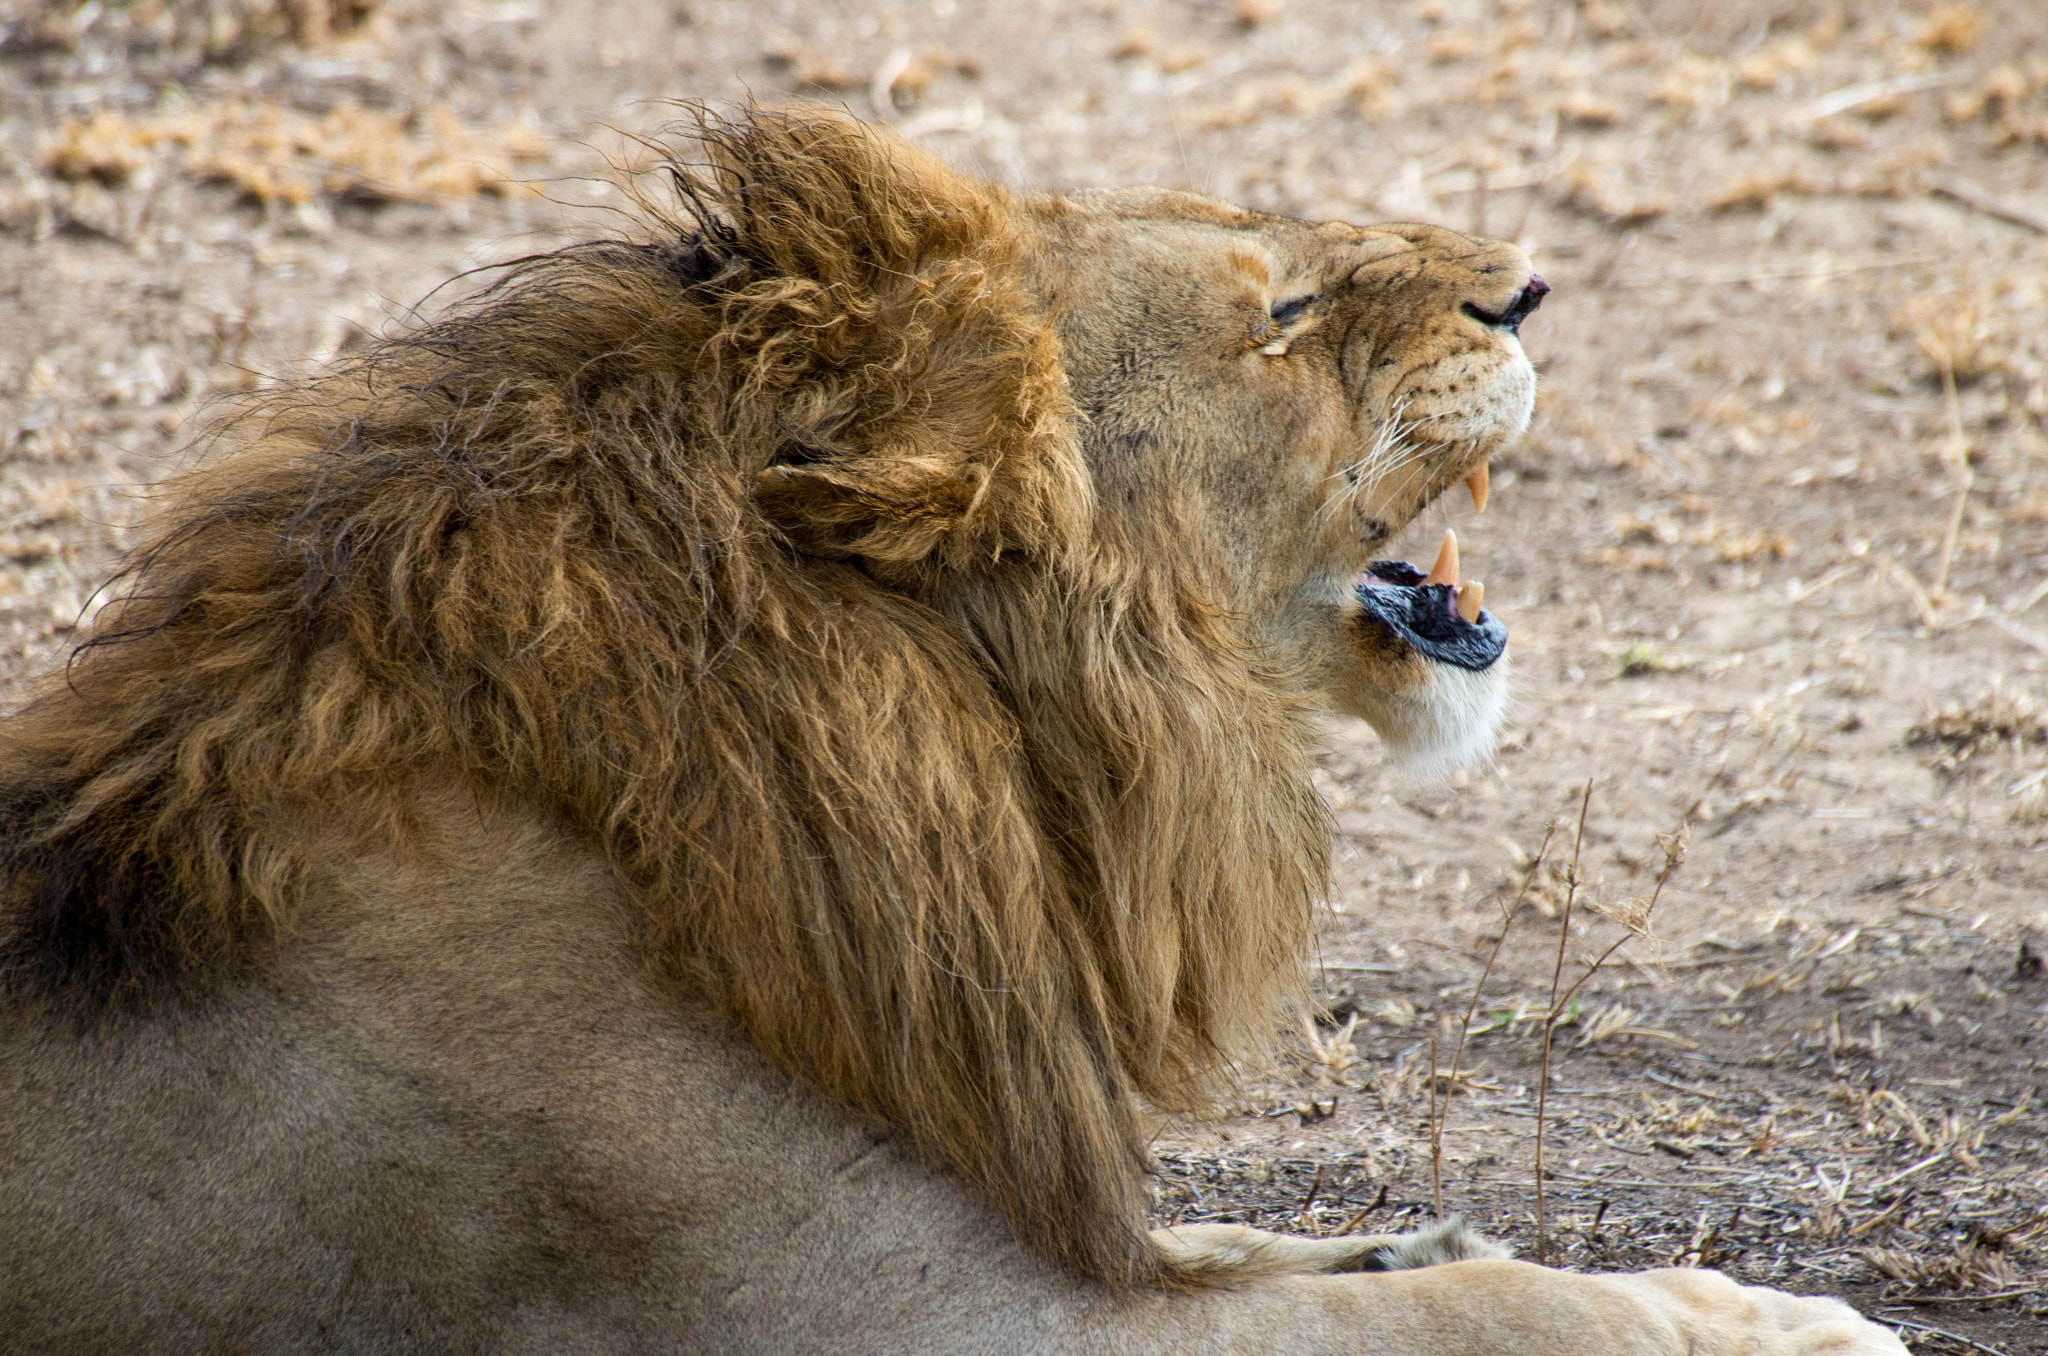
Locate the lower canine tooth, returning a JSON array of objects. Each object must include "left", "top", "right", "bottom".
[
  {"left": 1457, "top": 579, "right": 1484, "bottom": 623},
  {"left": 1465, "top": 464, "right": 1490, "bottom": 514},
  {"left": 1423, "top": 529, "right": 1460, "bottom": 586}
]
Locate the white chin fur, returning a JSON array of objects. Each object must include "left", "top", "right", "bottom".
[{"left": 1361, "top": 652, "right": 1511, "bottom": 779}]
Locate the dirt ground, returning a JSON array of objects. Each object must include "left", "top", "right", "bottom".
[{"left": 5, "top": 0, "right": 2048, "bottom": 1349}]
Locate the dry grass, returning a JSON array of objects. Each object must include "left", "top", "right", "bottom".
[
  {"left": 4, "top": 0, "right": 377, "bottom": 59},
  {"left": 41, "top": 100, "right": 554, "bottom": 209},
  {"left": 1162, "top": 920, "right": 2048, "bottom": 1332},
  {"left": 1907, "top": 683, "right": 2048, "bottom": 767}
]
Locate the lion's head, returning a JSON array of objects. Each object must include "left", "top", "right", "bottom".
[
  {"left": 0, "top": 110, "right": 1541, "bottom": 1289},
  {"left": 1010, "top": 187, "right": 1539, "bottom": 772}
]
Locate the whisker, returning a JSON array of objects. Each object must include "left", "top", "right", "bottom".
[
  {"left": 1320, "top": 395, "right": 1483, "bottom": 537},
  {"left": 1322, "top": 414, "right": 1416, "bottom": 525}
]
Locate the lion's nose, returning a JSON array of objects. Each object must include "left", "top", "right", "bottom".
[
  {"left": 1462, "top": 276, "right": 1548, "bottom": 335},
  {"left": 1501, "top": 276, "right": 1547, "bottom": 330}
]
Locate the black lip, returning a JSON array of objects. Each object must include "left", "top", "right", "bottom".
[{"left": 1355, "top": 559, "right": 1508, "bottom": 672}]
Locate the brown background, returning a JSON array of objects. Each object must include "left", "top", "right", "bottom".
[{"left": 4, "top": 0, "right": 2046, "bottom": 1349}]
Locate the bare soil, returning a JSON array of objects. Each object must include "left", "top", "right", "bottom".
[{"left": 4, "top": 1, "right": 2047, "bottom": 1350}]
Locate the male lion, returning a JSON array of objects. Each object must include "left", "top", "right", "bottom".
[{"left": 1, "top": 110, "right": 1900, "bottom": 1355}]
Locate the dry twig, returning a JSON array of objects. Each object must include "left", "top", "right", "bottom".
[
  {"left": 1431, "top": 820, "right": 1558, "bottom": 1219},
  {"left": 1426, "top": 1036, "right": 1440, "bottom": 1212},
  {"left": 1882, "top": 1316, "right": 2014, "bottom": 1356},
  {"left": 1532, "top": 802, "right": 1686, "bottom": 1265},
  {"left": 1931, "top": 179, "right": 2048, "bottom": 238},
  {"left": 1930, "top": 355, "right": 1973, "bottom": 603},
  {"left": 1535, "top": 781, "right": 1595, "bottom": 1265},
  {"left": 1551, "top": 829, "right": 1687, "bottom": 1023}
]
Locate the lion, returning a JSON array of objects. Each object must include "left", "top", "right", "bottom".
[{"left": 0, "top": 109, "right": 1900, "bottom": 1355}]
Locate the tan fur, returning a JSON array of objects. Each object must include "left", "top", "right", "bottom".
[{"left": 0, "top": 110, "right": 1905, "bottom": 1355}]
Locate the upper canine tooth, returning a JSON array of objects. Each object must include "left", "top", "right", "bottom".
[
  {"left": 1465, "top": 463, "right": 1490, "bottom": 514},
  {"left": 1423, "top": 529, "right": 1460, "bottom": 586},
  {"left": 1457, "top": 579, "right": 1484, "bottom": 623}
]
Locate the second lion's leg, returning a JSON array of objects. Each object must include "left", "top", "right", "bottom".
[{"left": 1152, "top": 1216, "right": 1508, "bottom": 1275}]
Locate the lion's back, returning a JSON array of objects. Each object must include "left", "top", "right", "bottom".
[{"left": 0, "top": 797, "right": 1017, "bottom": 1353}]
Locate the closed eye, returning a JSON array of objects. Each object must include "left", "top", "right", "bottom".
[{"left": 1270, "top": 294, "right": 1319, "bottom": 327}]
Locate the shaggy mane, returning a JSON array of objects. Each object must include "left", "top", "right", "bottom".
[{"left": 0, "top": 108, "right": 1328, "bottom": 1289}]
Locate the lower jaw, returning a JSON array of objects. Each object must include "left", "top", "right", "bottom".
[{"left": 1353, "top": 563, "right": 1507, "bottom": 673}]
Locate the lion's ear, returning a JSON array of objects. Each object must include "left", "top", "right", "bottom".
[
  {"left": 699, "top": 110, "right": 1087, "bottom": 569},
  {"left": 755, "top": 459, "right": 992, "bottom": 565}
]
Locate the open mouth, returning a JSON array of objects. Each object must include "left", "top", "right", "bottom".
[{"left": 1355, "top": 529, "right": 1507, "bottom": 672}]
